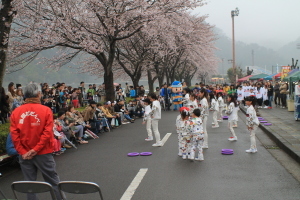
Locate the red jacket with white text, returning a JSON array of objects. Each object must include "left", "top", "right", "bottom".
[{"left": 10, "top": 103, "right": 54, "bottom": 155}]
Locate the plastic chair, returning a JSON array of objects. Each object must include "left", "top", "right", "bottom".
[
  {"left": 11, "top": 181, "right": 57, "bottom": 200},
  {"left": 58, "top": 181, "right": 104, "bottom": 200}
]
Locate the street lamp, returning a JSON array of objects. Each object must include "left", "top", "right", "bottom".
[{"left": 231, "top": 7, "right": 239, "bottom": 84}]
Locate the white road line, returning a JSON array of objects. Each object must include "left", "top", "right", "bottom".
[
  {"left": 161, "top": 133, "right": 172, "bottom": 146},
  {"left": 120, "top": 168, "right": 148, "bottom": 200}
]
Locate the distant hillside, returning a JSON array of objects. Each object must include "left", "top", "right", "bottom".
[{"left": 214, "top": 28, "right": 299, "bottom": 75}]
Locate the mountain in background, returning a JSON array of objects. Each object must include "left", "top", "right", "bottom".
[{"left": 214, "top": 27, "right": 300, "bottom": 75}]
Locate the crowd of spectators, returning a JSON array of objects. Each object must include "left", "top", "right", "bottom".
[
  {"left": 1, "top": 79, "right": 291, "bottom": 157},
  {"left": 2, "top": 81, "right": 149, "bottom": 156}
]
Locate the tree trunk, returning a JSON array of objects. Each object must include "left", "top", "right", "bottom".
[
  {"left": 132, "top": 78, "right": 140, "bottom": 89},
  {"left": 147, "top": 69, "right": 157, "bottom": 93},
  {"left": 104, "top": 70, "right": 115, "bottom": 101},
  {"left": 0, "top": 0, "right": 14, "bottom": 91}
]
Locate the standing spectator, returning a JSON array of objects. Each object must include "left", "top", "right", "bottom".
[
  {"left": 7, "top": 82, "right": 16, "bottom": 111},
  {"left": 267, "top": 82, "right": 274, "bottom": 109},
  {"left": 71, "top": 88, "right": 79, "bottom": 108},
  {"left": 0, "top": 87, "right": 9, "bottom": 123},
  {"left": 160, "top": 84, "right": 171, "bottom": 110},
  {"left": 155, "top": 87, "right": 160, "bottom": 97},
  {"left": 125, "top": 83, "right": 130, "bottom": 97},
  {"left": 10, "top": 82, "right": 64, "bottom": 200},
  {"left": 130, "top": 86, "right": 136, "bottom": 98},
  {"left": 274, "top": 82, "right": 281, "bottom": 107},
  {"left": 99, "top": 83, "right": 106, "bottom": 102},
  {"left": 149, "top": 93, "right": 162, "bottom": 147},
  {"left": 138, "top": 86, "right": 145, "bottom": 97},
  {"left": 78, "top": 81, "right": 85, "bottom": 106},
  {"left": 87, "top": 84, "right": 96, "bottom": 96},
  {"left": 279, "top": 82, "right": 288, "bottom": 108}
]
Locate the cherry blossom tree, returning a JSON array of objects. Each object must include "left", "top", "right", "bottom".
[
  {"left": 7, "top": 0, "right": 204, "bottom": 101},
  {"left": 0, "top": 0, "right": 18, "bottom": 89}
]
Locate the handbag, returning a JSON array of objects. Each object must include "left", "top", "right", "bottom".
[
  {"left": 111, "top": 118, "right": 115, "bottom": 126},
  {"left": 115, "top": 118, "right": 119, "bottom": 126}
]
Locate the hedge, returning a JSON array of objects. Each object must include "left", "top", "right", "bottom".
[{"left": 0, "top": 123, "right": 10, "bottom": 154}]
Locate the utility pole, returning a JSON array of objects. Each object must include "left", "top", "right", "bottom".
[{"left": 231, "top": 7, "right": 239, "bottom": 84}]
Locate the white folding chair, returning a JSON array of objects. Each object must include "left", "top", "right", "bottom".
[
  {"left": 11, "top": 181, "right": 57, "bottom": 200},
  {"left": 58, "top": 181, "right": 104, "bottom": 200}
]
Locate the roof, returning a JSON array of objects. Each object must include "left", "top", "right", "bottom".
[{"left": 249, "top": 73, "right": 269, "bottom": 80}]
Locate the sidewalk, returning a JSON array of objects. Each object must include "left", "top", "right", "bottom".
[{"left": 240, "top": 105, "right": 300, "bottom": 164}]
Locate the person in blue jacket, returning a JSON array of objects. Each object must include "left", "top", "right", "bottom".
[
  {"left": 6, "top": 133, "right": 18, "bottom": 156},
  {"left": 130, "top": 86, "right": 136, "bottom": 98},
  {"left": 160, "top": 84, "right": 171, "bottom": 110}
]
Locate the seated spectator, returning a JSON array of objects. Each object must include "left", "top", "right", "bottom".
[
  {"left": 57, "top": 110, "right": 88, "bottom": 145},
  {"left": 12, "top": 88, "right": 24, "bottom": 111},
  {"left": 101, "top": 101, "right": 118, "bottom": 127},
  {"left": 127, "top": 100, "right": 137, "bottom": 118},
  {"left": 109, "top": 101, "right": 121, "bottom": 127},
  {"left": 95, "top": 103, "right": 109, "bottom": 132},
  {"left": 116, "top": 91, "right": 125, "bottom": 102},
  {"left": 71, "top": 88, "right": 80, "bottom": 108},
  {"left": 114, "top": 100, "right": 134, "bottom": 123},
  {"left": 42, "top": 96, "right": 52, "bottom": 109},
  {"left": 53, "top": 116, "right": 68, "bottom": 155}
]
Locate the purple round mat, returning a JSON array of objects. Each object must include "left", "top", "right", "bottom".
[
  {"left": 127, "top": 152, "right": 139, "bottom": 157},
  {"left": 140, "top": 152, "right": 152, "bottom": 156},
  {"left": 258, "top": 117, "right": 264, "bottom": 119},
  {"left": 222, "top": 149, "right": 233, "bottom": 152},
  {"left": 222, "top": 152, "right": 233, "bottom": 155},
  {"left": 260, "top": 121, "right": 268, "bottom": 123},
  {"left": 264, "top": 123, "right": 272, "bottom": 126}
]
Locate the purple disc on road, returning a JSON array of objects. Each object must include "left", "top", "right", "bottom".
[
  {"left": 264, "top": 123, "right": 272, "bottom": 126},
  {"left": 222, "top": 152, "right": 233, "bottom": 155},
  {"left": 221, "top": 149, "right": 233, "bottom": 152},
  {"left": 260, "top": 121, "right": 268, "bottom": 123},
  {"left": 127, "top": 152, "right": 140, "bottom": 157},
  {"left": 223, "top": 116, "right": 229, "bottom": 120},
  {"left": 258, "top": 117, "right": 264, "bottom": 119},
  {"left": 140, "top": 152, "right": 152, "bottom": 156}
]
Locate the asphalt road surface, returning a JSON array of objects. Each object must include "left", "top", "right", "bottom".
[{"left": 1, "top": 110, "right": 300, "bottom": 200}]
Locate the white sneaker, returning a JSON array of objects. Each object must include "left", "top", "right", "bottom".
[
  {"left": 263, "top": 106, "right": 268, "bottom": 109},
  {"left": 217, "top": 120, "right": 222, "bottom": 122},
  {"left": 178, "top": 152, "right": 182, "bottom": 157},
  {"left": 145, "top": 137, "right": 153, "bottom": 141},
  {"left": 212, "top": 125, "right": 219, "bottom": 128},
  {"left": 212, "top": 122, "right": 215, "bottom": 125},
  {"left": 228, "top": 137, "right": 237, "bottom": 141},
  {"left": 189, "top": 152, "right": 195, "bottom": 160},
  {"left": 232, "top": 124, "right": 238, "bottom": 128},
  {"left": 152, "top": 142, "right": 163, "bottom": 147},
  {"left": 245, "top": 148, "right": 257, "bottom": 153},
  {"left": 195, "top": 153, "right": 204, "bottom": 161},
  {"left": 202, "top": 145, "right": 208, "bottom": 149},
  {"left": 182, "top": 154, "right": 187, "bottom": 159}
]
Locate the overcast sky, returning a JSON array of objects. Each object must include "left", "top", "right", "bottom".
[{"left": 193, "top": 0, "right": 300, "bottom": 50}]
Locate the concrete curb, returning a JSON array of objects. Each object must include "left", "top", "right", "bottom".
[{"left": 240, "top": 107, "right": 300, "bottom": 164}]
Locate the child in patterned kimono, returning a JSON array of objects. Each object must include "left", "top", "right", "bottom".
[
  {"left": 245, "top": 96, "right": 259, "bottom": 153},
  {"left": 187, "top": 108, "right": 204, "bottom": 161},
  {"left": 175, "top": 107, "right": 190, "bottom": 159}
]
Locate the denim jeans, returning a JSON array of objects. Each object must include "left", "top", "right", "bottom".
[{"left": 268, "top": 96, "right": 273, "bottom": 107}]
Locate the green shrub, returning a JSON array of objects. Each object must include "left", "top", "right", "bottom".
[{"left": 0, "top": 123, "right": 10, "bottom": 154}]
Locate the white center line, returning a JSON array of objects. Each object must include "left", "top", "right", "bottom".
[
  {"left": 161, "top": 133, "right": 172, "bottom": 146},
  {"left": 120, "top": 168, "right": 148, "bottom": 200}
]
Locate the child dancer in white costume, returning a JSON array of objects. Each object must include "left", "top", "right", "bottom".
[
  {"left": 225, "top": 95, "right": 239, "bottom": 141},
  {"left": 245, "top": 96, "right": 260, "bottom": 153},
  {"left": 149, "top": 93, "right": 162, "bottom": 147},
  {"left": 175, "top": 107, "right": 190, "bottom": 159},
  {"left": 199, "top": 89, "right": 209, "bottom": 149},
  {"left": 188, "top": 94, "right": 198, "bottom": 113},
  {"left": 142, "top": 98, "right": 153, "bottom": 141},
  {"left": 210, "top": 92, "right": 219, "bottom": 128},
  {"left": 187, "top": 108, "right": 204, "bottom": 161},
  {"left": 217, "top": 92, "right": 224, "bottom": 122}
]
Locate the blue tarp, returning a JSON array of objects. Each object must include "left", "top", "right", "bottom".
[{"left": 263, "top": 73, "right": 277, "bottom": 80}]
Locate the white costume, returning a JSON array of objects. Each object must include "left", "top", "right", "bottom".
[
  {"left": 200, "top": 97, "right": 209, "bottom": 148},
  {"left": 237, "top": 89, "right": 244, "bottom": 102},
  {"left": 143, "top": 105, "right": 152, "bottom": 139},
  {"left": 217, "top": 96, "right": 224, "bottom": 121},
  {"left": 150, "top": 100, "right": 162, "bottom": 145},
  {"left": 176, "top": 114, "right": 189, "bottom": 158},
  {"left": 210, "top": 97, "right": 219, "bottom": 127},
  {"left": 225, "top": 102, "right": 239, "bottom": 140},
  {"left": 246, "top": 105, "right": 260, "bottom": 152},
  {"left": 182, "top": 93, "right": 190, "bottom": 107},
  {"left": 186, "top": 117, "right": 204, "bottom": 160}
]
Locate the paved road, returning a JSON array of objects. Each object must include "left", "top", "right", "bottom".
[{"left": 1, "top": 110, "right": 300, "bottom": 200}]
